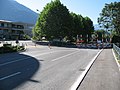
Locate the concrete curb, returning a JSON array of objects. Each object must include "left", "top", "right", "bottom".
[
  {"left": 112, "top": 49, "right": 120, "bottom": 71},
  {"left": 70, "top": 49, "right": 103, "bottom": 90}
]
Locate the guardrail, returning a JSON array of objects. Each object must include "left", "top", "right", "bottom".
[{"left": 113, "top": 43, "right": 120, "bottom": 60}]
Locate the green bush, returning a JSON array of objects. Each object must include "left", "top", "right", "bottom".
[
  {"left": 3, "top": 44, "right": 11, "bottom": 47},
  {"left": 0, "top": 45, "right": 25, "bottom": 54}
]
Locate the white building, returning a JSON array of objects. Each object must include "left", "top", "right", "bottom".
[{"left": 0, "top": 20, "right": 34, "bottom": 40}]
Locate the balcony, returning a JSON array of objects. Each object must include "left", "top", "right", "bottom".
[{"left": 12, "top": 24, "right": 24, "bottom": 30}]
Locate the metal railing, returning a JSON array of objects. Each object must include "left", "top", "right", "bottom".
[{"left": 113, "top": 43, "right": 120, "bottom": 60}]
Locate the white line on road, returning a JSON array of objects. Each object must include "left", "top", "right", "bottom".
[
  {"left": 52, "top": 51, "right": 79, "bottom": 61},
  {"left": 0, "top": 51, "right": 59, "bottom": 67},
  {"left": 112, "top": 49, "right": 120, "bottom": 71},
  {"left": 0, "top": 50, "right": 75, "bottom": 67},
  {"left": 70, "top": 49, "right": 103, "bottom": 90},
  {"left": 0, "top": 72, "right": 21, "bottom": 81},
  {"left": 0, "top": 57, "right": 30, "bottom": 67}
]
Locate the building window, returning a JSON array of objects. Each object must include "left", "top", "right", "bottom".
[
  {"left": 11, "top": 30, "right": 15, "bottom": 34},
  {"left": 3, "top": 29, "right": 8, "bottom": 34},
  {"left": 17, "top": 25, "right": 24, "bottom": 29},
  {"left": 1, "top": 23, "right": 4, "bottom": 27},
  {"left": 4, "top": 23, "right": 7, "bottom": 27},
  {"left": 7, "top": 23, "right": 11, "bottom": 28},
  {"left": 12, "top": 24, "right": 17, "bottom": 28},
  {"left": 0, "top": 29, "right": 3, "bottom": 34}
]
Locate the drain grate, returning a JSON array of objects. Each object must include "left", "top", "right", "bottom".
[{"left": 79, "top": 68, "right": 85, "bottom": 71}]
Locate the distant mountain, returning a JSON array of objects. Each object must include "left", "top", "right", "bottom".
[{"left": 0, "top": 0, "right": 38, "bottom": 24}]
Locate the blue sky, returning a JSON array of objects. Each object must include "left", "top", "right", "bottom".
[{"left": 15, "top": 0, "right": 119, "bottom": 24}]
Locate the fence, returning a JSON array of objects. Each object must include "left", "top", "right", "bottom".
[{"left": 113, "top": 43, "right": 120, "bottom": 60}]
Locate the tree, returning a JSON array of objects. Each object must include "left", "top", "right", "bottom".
[
  {"left": 33, "top": 0, "right": 94, "bottom": 42},
  {"left": 95, "top": 30, "right": 109, "bottom": 42},
  {"left": 70, "top": 13, "right": 94, "bottom": 42},
  {"left": 33, "top": 0, "right": 71, "bottom": 40},
  {"left": 98, "top": 2, "right": 120, "bottom": 36},
  {"left": 70, "top": 13, "right": 84, "bottom": 39},
  {"left": 83, "top": 17, "right": 94, "bottom": 42}
]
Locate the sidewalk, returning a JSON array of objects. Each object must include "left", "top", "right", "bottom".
[{"left": 78, "top": 49, "right": 120, "bottom": 90}]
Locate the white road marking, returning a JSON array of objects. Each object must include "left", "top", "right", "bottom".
[
  {"left": 0, "top": 57, "right": 30, "bottom": 66},
  {"left": 0, "top": 50, "right": 75, "bottom": 67},
  {"left": 0, "top": 51, "right": 60, "bottom": 67},
  {"left": 21, "top": 48, "right": 51, "bottom": 54},
  {"left": 52, "top": 51, "right": 79, "bottom": 61},
  {"left": 0, "top": 72, "right": 21, "bottom": 81},
  {"left": 112, "top": 49, "right": 120, "bottom": 71},
  {"left": 70, "top": 49, "right": 103, "bottom": 90}
]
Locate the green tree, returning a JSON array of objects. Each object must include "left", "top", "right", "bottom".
[
  {"left": 33, "top": 0, "right": 71, "bottom": 40},
  {"left": 70, "top": 13, "right": 84, "bottom": 39},
  {"left": 33, "top": 0, "right": 94, "bottom": 42},
  {"left": 69, "top": 13, "right": 94, "bottom": 42},
  {"left": 83, "top": 17, "right": 94, "bottom": 42},
  {"left": 98, "top": 2, "right": 120, "bottom": 36},
  {"left": 95, "top": 30, "right": 108, "bottom": 41}
]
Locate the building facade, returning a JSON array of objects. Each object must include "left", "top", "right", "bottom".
[{"left": 0, "top": 20, "right": 34, "bottom": 40}]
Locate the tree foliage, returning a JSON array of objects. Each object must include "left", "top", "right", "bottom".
[
  {"left": 98, "top": 2, "right": 120, "bottom": 36},
  {"left": 95, "top": 29, "right": 110, "bottom": 42},
  {"left": 70, "top": 13, "right": 94, "bottom": 42},
  {"left": 33, "top": 0, "right": 94, "bottom": 42},
  {"left": 83, "top": 17, "right": 94, "bottom": 42},
  {"left": 70, "top": 12, "right": 84, "bottom": 37},
  {"left": 33, "top": 0, "right": 71, "bottom": 40}
]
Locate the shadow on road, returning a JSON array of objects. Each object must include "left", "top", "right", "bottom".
[{"left": 0, "top": 53, "right": 40, "bottom": 90}]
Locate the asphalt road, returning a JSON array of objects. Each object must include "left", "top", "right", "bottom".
[
  {"left": 78, "top": 49, "right": 120, "bottom": 90},
  {"left": 0, "top": 43, "right": 100, "bottom": 90}
]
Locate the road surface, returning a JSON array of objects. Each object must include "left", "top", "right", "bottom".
[
  {"left": 78, "top": 49, "right": 120, "bottom": 90},
  {"left": 0, "top": 43, "right": 100, "bottom": 90}
]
